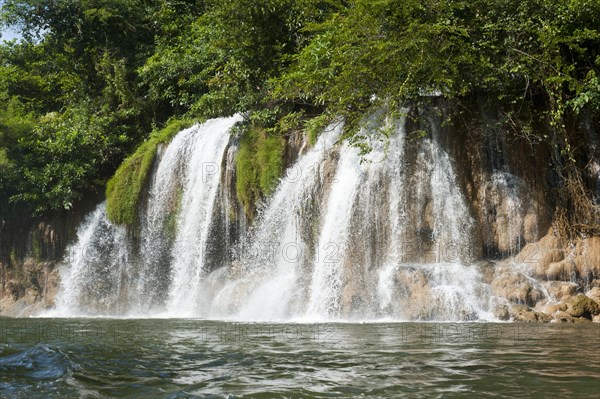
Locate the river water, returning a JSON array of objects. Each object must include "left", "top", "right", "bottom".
[{"left": 1, "top": 319, "right": 598, "bottom": 398}]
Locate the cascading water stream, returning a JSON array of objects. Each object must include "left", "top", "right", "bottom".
[
  {"left": 166, "top": 115, "right": 243, "bottom": 315},
  {"left": 199, "top": 122, "right": 344, "bottom": 320},
  {"left": 134, "top": 126, "right": 197, "bottom": 310},
  {"left": 53, "top": 203, "right": 130, "bottom": 315},
  {"left": 305, "top": 140, "right": 362, "bottom": 319},
  {"left": 50, "top": 115, "right": 242, "bottom": 316}
]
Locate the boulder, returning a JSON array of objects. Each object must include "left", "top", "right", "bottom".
[
  {"left": 553, "top": 311, "right": 591, "bottom": 323},
  {"left": 492, "top": 272, "right": 544, "bottom": 307},
  {"left": 509, "top": 304, "right": 551, "bottom": 323},
  {"left": 530, "top": 232, "right": 564, "bottom": 278},
  {"left": 544, "top": 281, "right": 579, "bottom": 301},
  {"left": 541, "top": 302, "right": 567, "bottom": 315},
  {"left": 535, "top": 311, "right": 552, "bottom": 323},
  {"left": 585, "top": 287, "right": 600, "bottom": 304},
  {"left": 493, "top": 304, "right": 510, "bottom": 321},
  {"left": 566, "top": 294, "right": 600, "bottom": 320}
]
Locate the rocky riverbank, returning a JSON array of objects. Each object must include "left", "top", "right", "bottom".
[{"left": 491, "top": 232, "right": 600, "bottom": 323}]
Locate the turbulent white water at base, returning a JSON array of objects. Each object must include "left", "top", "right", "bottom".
[{"left": 50, "top": 114, "right": 502, "bottom": 321}]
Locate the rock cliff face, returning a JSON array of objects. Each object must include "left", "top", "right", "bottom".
[
  {"left": 1, "top": 105, "right": 598, "bottom": 321},
  {"left": 405, "top": 106, "right": 555, "bottom": 259},
  {"left": 0, "top": 195, "right": 101, "bottom": 316}
]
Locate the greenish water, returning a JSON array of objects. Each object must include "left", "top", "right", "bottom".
[{"left": 0, "top": 319, "right": 598, "bottom": 398}]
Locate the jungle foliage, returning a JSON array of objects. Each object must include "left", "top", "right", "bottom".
[{"left": 1, "top": 0, "right": 599, "bottom": 231}]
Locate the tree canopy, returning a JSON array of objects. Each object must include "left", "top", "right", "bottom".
[{"left": 1, "top": 0, "right": 598, "bottom": 224}]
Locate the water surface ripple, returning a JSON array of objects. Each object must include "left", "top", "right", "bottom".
[{"left": 1, "top": 319, "right": 598, "bottom": 398}]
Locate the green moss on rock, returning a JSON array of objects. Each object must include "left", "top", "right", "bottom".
[
  {"left": 235, "top": 126, "right": 284, "bottom": 217},
  {"left": 567, "top": 294, "right": 600, "bottom": 320},
  {"left": 106, "top": 119, "right": 194, "bottom": 225}
]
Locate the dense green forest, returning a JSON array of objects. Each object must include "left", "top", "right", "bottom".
[{"left": 1, "top": 1, "right": 599, "bottom": 234}]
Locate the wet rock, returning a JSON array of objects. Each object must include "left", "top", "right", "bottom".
[
  {"left": 585, "top": 287, "right": 600, "bottom": 304},
  {"left": 509, "top": 304, "right": 532, "bottom": 322},
  {"left": 530, "top": 234, "right": 600, "bottom": 282},
  {"left": 23, "top": 287, "right": 39, "bottom": 304},
  {"left": 492, "top": 272, "right": 544, "bottom": 307},
  {"left": 546, "top": 260, "right": 577, "bottom": 281},
  {"left": 553, "top": 311, "right": 592, "bottom": 324},
  {"left": 395, "top": 268, "right": 431, "bottom": 318},
  {"left": 42, "top": 265, "right": 61, "bottom": 308},
  {"left": 477, "top": 173, "right": 541, "bottom": 254},
  {"left": 566, "top": 294, "right": 600, "bottom": 320},
  {"left": 493, "top": 304, "right": 510, "bottom": 321},
  {"left": 535, "top": 311, "right": 552, "bottom": 323},
  {"left": 544, "top": 281, "right": 579, "bottom": 301},
  {"left": 528, "top": 232, "right": 563, "bottom": 277},
  {"left": 23, "top": 258, "right": 39, "bottom": 274},
  {"left": 523, "top": 212, "right": 538, "bottom": 243},
  {"left": 573, "top": 236, "right": 600, "bottom": 278},
  {"left": 1, "top": 286, "right": 43, "bottom": 317},
  {"left": 541, "top": 302, "right": 567, "bottom": 314},
  {"left": 5, "top": 279, "right": 24, "bottom": 300},
  {"left": 532, "top": 298, "right": 548, "bottom": 311},
  {"left": 395, "top": 268, "right": 428, "bottom": 288},
  {"left": 509, "top": 304, "right": 550, "bottom": 323},
  {"left": 533, "top": 251, "right": 564, "bottom": 277},
  {"left": 475, "top": 261, "right": 495, "bottom": 285}
]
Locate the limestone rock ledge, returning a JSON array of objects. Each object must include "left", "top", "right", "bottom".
[
  {"left": 1, "top": 194, "right": 99, "bottom": 317},
  {"left": 0, "top": 259, "right": 60, "bottom": 317},
  {"left": 492, "top": 230, "right": 600, "bottom": 323}
]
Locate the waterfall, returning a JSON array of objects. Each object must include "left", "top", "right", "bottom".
[
  {"left": 166, "top": 116, "right": 243, "bottom": 315},
  {"left": 50, "top": 113, "right": 497, "bottom": 321},
  {"left": 134, "top": 126, "right": 196, "bottom": 310},
  {"left": 53, "top": 203, "right": 130, "bottom": 316},
  {"left": 201, "top": 122, "right": 344, "bottom": 320},
  {"left": 50, "top": 115, "right": 242, "bottom": 316},
  {"left": 306, "top": 140, "right": 362, "bottom": 318}
]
